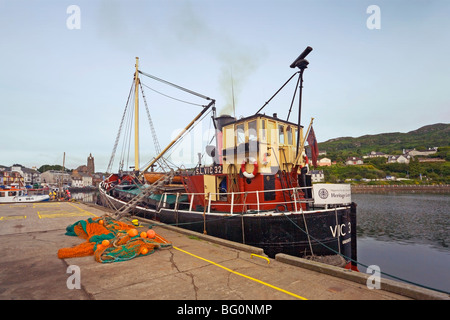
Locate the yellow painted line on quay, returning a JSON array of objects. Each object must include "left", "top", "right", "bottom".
[
  {"left": 0, "top": 215, "right": 27, "bottom": 221},
  {"left": 36, "top": 202, "right": 97, "bottom": 219},
  {"left": 66, "top": 202, "right": 98, "bottom": 217},
  {"left": 33, "top": 202, "right": 61, "bottom": 208},
  {"left": 0, "top": 204, "right": 29, "bottom": 208},
  {"left": 173, "top": 246, "right": 308, "bottom": 300},
  {"left": 38, "top": 211, "right": 94, "bottom": 219}
]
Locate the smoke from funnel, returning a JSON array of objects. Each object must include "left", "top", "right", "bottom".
[
  {"left": 170, "top": 3, "right": 265, "bottom": 116},
  {"left": 217, "top": 49, "right": 261, "bottom": 116}
]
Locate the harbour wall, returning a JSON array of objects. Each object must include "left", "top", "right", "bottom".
[{"left": 351, "top": 184, "right": 450, "bottom": 194}]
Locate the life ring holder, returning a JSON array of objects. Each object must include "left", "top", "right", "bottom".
[
  {"left": 300, "top": 151, "right": 309, "bottom": 169},
  {"left": 241, "top": 157, "right": 258, "bottom": 179}
]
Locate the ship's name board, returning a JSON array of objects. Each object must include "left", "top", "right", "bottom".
[
  {"left": 194, "top": 164, "right": 223, "bottom": 175},
  {"left": 312, "top": 183, "right": 351, "bottom": 205}
]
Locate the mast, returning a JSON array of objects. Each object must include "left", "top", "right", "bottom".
[
  {"left": 290, "top": 46, "right": 313, "bottom": 158},
  {"left": 294, "top": 117, "right": 314, "bottom": 166},
  {"left": 134, "top": 57, "right": 140, "bottom": 171},
  {"left": 139, "top": 99, "right": 215, "bottom": 177},
  {"left": 136, "top": 69, "right": 216, "bottom": 178}
]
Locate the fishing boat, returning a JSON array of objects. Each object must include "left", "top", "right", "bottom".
[
  {"left": 0, "top": 186, "right": 50, "bottom": 203},
  {"left": 99, "top": 49, "right": 358, "bottom": 267}
]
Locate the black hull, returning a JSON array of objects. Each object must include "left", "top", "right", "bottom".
[
  {"left": 99, "top": 188, "right": 354, "bottom": 260},
  {"left": 157, "top": 208, "right": 352, "bottom": 259}
]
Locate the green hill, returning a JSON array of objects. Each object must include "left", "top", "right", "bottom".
[
  {"left": 316, "top": 123, "right": 450, "bottom": 184},
  {"left": 318, "top": 123, "right": 450, "bottom": 159}
]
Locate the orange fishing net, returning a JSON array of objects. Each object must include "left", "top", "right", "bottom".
[{"left": 58, "top": 216, "right": 171, "bottom": 263}]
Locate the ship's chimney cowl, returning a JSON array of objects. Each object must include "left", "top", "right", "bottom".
[{"left": 215, "top": 115, "right": 236, "bottom": 132}]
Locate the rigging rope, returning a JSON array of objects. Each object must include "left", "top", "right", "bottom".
[
  {"left": 255, "top": 71, "right": 300, "bottom": 115},
  {"left": 107, "top": 79, "right": 134, "bottom": 173},
  {"left": 139, "top": 208, "right": 449, "bottom": 295},
  {"left": 139, "top": 82, "right": 172, "bottom": 172},
  {"left": 105, "top": 69, "right": 448, "bottom": 295},
  {"left": 141, "top": 82, "right": 204, "bottom": 107},
  {"left": 280, "top": 211, "right": 450, "bottom": 295},
  {"left": 108, "top": 69, "right": 216, "bottom": 174},
  {"left": 163, "top": 107, "right": 214, "bottom": 163},
  {"left": 138, "top": 70, "right": 213, "bottom": 102}
]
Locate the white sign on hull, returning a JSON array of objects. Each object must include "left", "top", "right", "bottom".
[{"left": 312, "top": 184, "right": 351, "bottom": 205}]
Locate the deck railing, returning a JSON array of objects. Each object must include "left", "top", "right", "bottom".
[{"left": 157, "top": 186, "right": 315, "bottom": 215}]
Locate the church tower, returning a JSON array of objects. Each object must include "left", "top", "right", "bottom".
[{"left": 87, "top": 153, "right": 95, "bottom": 174}]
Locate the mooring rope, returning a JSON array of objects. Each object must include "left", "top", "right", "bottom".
[
  {"left": 280, "top": 211, "right": 450, "bottom": 295},
  {"left": 103, "top": 186, "right": 449, "bottom": 295}
]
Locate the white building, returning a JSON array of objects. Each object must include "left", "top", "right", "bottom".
[
  {"left": 310, "top": 170, "right": 324, "bottom": 182},
  {"left": 41, "top": 170, "right": 71, "bottom": 186},
  {"left": 406, "top": 148, "right": 437, "bottom": 157},
  {"left": 80, "top": 173, "right": 93, "bottom": 187},
  {"left": 364, "top": 151, "right": 388, "bottom": 159},
  {"left": 11, "top": 165, "right": 41, "bottom": 186},
  {"left": 345, "top": 157, "right": 363, "bottom": 165},
  {"left": 387, "top": 155, "right": 410, "bottom": 164},
  {"left": 317, "top": 157, "right": 332, "bottom": 166},
  {"left": 71, "top": 170, "right": 93, "bottom": 187}
]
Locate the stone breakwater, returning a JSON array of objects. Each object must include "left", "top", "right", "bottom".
[{"left": 351, "top": 184, "right": 450, "bottom": 194}]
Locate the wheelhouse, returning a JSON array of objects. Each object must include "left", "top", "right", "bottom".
[{"left": 220, "top": 113, "right": 303, "bottom": 174}]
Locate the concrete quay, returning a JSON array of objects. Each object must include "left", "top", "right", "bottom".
[{"left": 0, "top": 201, "right": 448, "bottom": 301}]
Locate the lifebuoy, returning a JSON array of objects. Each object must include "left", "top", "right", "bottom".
[{"left": 241, "top": 157, "right": 258, "bottom": 179}]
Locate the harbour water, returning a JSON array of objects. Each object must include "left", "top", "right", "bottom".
[
  {"left": 73, "top": 190, "right": 450, "bottom": 294},
  {"left": 71, "top": 191, "right": 99, "bottom": 204},
  {"left": 353, "top": 193, "right": 450, "bottom": 293}
]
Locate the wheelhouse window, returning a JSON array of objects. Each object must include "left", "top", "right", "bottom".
[
  {"left": 248, "top": 120, "right": 257, "bottom": 142},
  {"left": 278, "top": 124, "right": 285, "bottom": 144},
  {"left": 286, "top": 126, "right": 293, "bottom": 145},
  {"left": 261, "top": 119, "right": 266, "bottom": 141},
  {"left": 236, "top": 124, "right": 245, "bottom": 144}
]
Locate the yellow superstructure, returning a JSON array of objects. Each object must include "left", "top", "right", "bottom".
[{"left": 221, "top": 114, "right": 304, "bottom": 174}]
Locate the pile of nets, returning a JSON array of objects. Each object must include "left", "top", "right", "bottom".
[{"left": 58, "top": 216, "right": 171, "bottom": 263}]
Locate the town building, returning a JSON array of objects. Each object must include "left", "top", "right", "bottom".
[
  {"left": 364, "top": 151, "right": 388, "bottom": 159},
  {"left": 40, "top": 170, "right": 71, "bottom": 186},
  {"left": 87, "top": 153, "right": 95, "bottom": 175},
  {"left": 406, "top": 147, "right": 438, "bottom": 157},
  {"left": 345, "top": 157, "right": 363, "bottom": 165},
  {"left": 70, "top": 174, "right": 84, "bottom": 188},
  {"left": 387, "top": 154, "right": 410, "bottom": 164},
  {"left": 0, "top": 170, "right": 23, "bottom": 186},
  {"left": 310, "top": 170, "right": 325, "bottom": 182},
  {"left": 71, "top": 169, "right": 94, "bottom": 187},
  {"left": 91, "top": 173, "right": 104, "bottom": 187},
  {"left": 10, "top": 165, "right": 41, "bottom": 186},
  {"left": 317, "top": 157, "right": 331, "bottom": 166},
  {"left": 0, "top": 165, "right": 41, "bottom": 187}
]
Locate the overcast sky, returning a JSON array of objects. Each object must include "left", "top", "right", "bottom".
[{"left": 1, "top": 0, "right": 449, "bottom": 171}]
